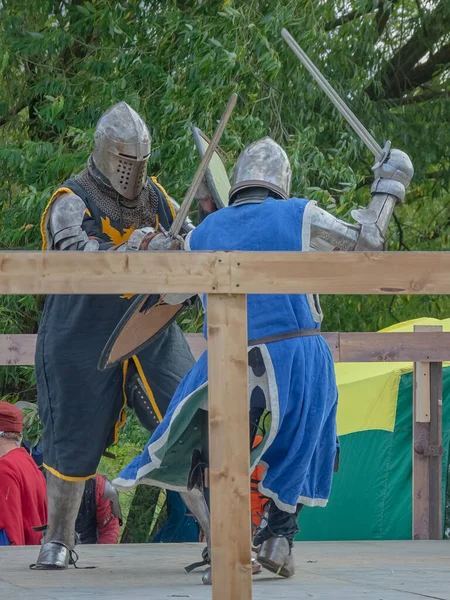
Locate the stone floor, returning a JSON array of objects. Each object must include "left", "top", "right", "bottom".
[{"left": 1, "top": 541, "right": 449, "bottom": 599}]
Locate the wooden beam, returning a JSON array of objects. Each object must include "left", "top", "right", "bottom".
[
  {"left": 2, "top": 332, "right": 450, "bottom": 366},
  {"left": 429, "top": 359, "right": 443, "bottom": 539},
  {"left": 2, "top": 251, "right": 450, "bottom": 295},
  {"left": 415, "top": 361, "right": 431, "bottom": 423},
  {"left": 0, "top": 334, "right": 37, "bottom": 365},
  {"left": 412, "top": 325, "right": 443, "bottom": 540},
  {"left": 229, "top": 251, "right": 450, "bottom": 294},
  {"left": 185, "top": 334, "right": 207, "bottom": 361},
  {"left": 413, "top": 360, "right": 430, "bottom": 539},
  {"left": 336, "top": 332, "right": 450, "bottom": 363},
  {"left": 207, "top": 294, "right": 252, "bottom": 600},
  {"left": 0, "top": 251, "right": 230, "bottom": 295}
]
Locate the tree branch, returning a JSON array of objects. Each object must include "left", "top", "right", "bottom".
[
  {"left": 366, "top": 0, "right": 450, "bottom": 99},
  {"left": 375, "top": 0, "right": 399, "bottom": 37},
  {"left": 0, "top": 100, "right": 29, "bottom": 127},
  {"left": 393, "top": 213, "right": 410, "bottom": 251},
  {"left": 325, "top": 9, "right": 361, "bottom": 31},
  {"left": 325, "top": 1, "right": 398, "bottom": 33},
  {"left": 388, "top": 294, "right": 401, "bottom": 322},
  {"left": 401, "top": 42, "right": 450, "bottom": 94},
  {"left": 389, "top": 88, "right": 450, "bottom": 105}
]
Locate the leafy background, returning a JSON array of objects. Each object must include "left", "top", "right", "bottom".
[{"left": 1, "top": 0, "right": 449, "bottom": 539}]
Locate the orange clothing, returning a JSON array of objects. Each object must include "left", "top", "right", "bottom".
[{"left": 251, "top": 435, "right": 268, "bottom": 529}]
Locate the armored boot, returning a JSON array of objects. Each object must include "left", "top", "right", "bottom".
[
  {"left": 201, "top": 558, "right": 263, "bottom": 585},
  {"left": 181, "top": 488, "right": 212, "bottom": 573},
  {"left": 182, "top": 489, "right": 262, "bottom": 586},
  {"left": 253, "top": 500, "right": 302, "bottom": 578},
  {"left": 181, "top": 485, "right": 262, "bottom": 585},
  {"left": 35, "top": 473, "right": 85, "bottom": 569}
]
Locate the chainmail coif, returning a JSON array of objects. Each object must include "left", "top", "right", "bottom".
[{"left": 74, "top": 161, "right": 160, "bottom": 229}]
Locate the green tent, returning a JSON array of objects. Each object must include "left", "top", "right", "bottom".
[{"left": 298, "top": 317, "right": 450, "bottom": 541}]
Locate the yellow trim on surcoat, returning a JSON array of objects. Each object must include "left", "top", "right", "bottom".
[
  {"left": 114, "top": 359, "right": 130, "bottom": 444},
  {"left": 132, "top": 355, "right": 163, "bottom": 423},
  {"left": 40, "top": 187, "right": 75, "bottom": 250},
  {"left": 43, "top": 463, "right": 96, "bottom": 482},
  {"left": 151, "top": 176, "right": 176, "bottom": 220}
]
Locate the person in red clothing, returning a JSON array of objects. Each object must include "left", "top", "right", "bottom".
[
  {"left": 0, "top": 402, "right": 47, "bottom": 546},
  {"left": 75, "top": 474, "right": 121, "bottom": 545}
]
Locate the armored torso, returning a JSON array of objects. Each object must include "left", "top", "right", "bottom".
[{"left": 73, "top": 166, "right": 160, "bottom": 230}]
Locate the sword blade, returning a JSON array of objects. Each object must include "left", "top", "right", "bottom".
[
  {"left": 169, "top": 93, "right": 237, "bottom": 237},
  {"left": 281, "top": 28, "right": 383, "bottom": 161}
]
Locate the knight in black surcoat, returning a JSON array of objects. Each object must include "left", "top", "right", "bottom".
[{"left": 34, "top": 102, "right": 196, "bottom": 569}]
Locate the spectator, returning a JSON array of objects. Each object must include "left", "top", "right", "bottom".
[
  {"left": 76, "top": 474, "right": 121, "bottom": 545},
  {"left": 0, "top": 402, "right": 47, "bottom": 545}
]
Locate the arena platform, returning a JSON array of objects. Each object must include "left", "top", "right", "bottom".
[{"left": 1, "top": 541, "right": 449, "bottom": 599}]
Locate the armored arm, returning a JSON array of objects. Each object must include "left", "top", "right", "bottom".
[
  {"left": 309, "top": 148, "right": 413, "bottom": 252},
  {"left": 116, "top": 197, "right": 195, "bottom": 252},
  {"left": 47, "top": 193, "right": 165, "bottom": 252},
  {"left": 47, "top": 193, "right": 103, "bottom": 251}
]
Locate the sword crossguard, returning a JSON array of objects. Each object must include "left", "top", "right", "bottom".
[
  {"left": 156, "top": 224, "right": 184, "bottom": 249},
  {"left": 372, "top": 141, "right": 392, "bottom": 171}
]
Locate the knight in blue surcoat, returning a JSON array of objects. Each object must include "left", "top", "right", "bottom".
[{"left": 113, "top": 136, "right": 413, "bottom": 581}]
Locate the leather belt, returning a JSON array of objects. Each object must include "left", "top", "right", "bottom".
[{"left": 248, "top": 329, "right": 321, "bottom": 346}]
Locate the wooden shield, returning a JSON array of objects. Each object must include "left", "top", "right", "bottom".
[
  {"left": 192, "top": 126, "right": 230, "bottom": 209},
  {"left": 98, "top": 294, "right": 185, "bottom": 370}
]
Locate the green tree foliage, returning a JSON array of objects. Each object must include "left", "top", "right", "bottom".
[{"left": 0, "top": 0, "right": 449, "bottom": 342}]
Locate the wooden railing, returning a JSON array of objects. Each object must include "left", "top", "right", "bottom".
[
  {"left": 2, "top": 330, "right": 450, "bottom": 365},
  {"left": 1, "top": 250, "right": 450, "bottom": 600}
]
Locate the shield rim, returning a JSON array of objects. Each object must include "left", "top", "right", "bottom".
[
  {"left": 98, "top": 293, "right": 186, "bottom": 371},
  {"left": 192, "top": 126, "right": 230, "bottom": 210}
]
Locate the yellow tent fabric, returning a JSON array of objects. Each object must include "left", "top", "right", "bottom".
[{"left": 336, "top": 317, "right": 450, "bottom": 437}]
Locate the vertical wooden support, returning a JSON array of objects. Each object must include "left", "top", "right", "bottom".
[
  {"left": 429, "top": 358, "right": 443, "bottom": 539},
  {"left": 413, "top": 325, "right": 443, "bottom": 540},
  {"left": 413, "top": 356, "right": 430, "bottom": 539},
  {"left": 207, "top": 293, "right": 252, "bottom": 600}
]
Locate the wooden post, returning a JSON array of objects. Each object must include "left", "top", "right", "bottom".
[
  {"left": 207, "top": 293, "right": 252, "bottom": 600},
  {"left": 429, "top": 358, "right": 443, "bottom": 539},
  {"left": 413, "top": 325, "right": 443, "bottom": 540}
]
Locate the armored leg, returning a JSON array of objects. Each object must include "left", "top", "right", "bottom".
[
  {"left": 35, "top": 473, "right": 85, "bottom": 569},
  {"left": 185, "top": 408, "right": 263, "bottom": 585},
  {"left": 180, "top": 489, "right": 211, "bottom": 551},
  {"left": 253, "top": 501, "right": 303, "bottom": 578}
]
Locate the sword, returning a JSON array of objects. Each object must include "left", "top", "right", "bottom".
[
  {"left": 281, "top": 28, "right": 387, "bottom": 162},
  {"left": 168, "top": 93, "right": 237, "bottom": 238}
]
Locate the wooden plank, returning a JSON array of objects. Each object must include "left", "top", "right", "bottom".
[
  {"left": 0, "top": 251, "right": 231, "bottom": 295},
  {"left": 185, "top": 333, "right": 207, "bottom": 361},
  {"left": 207, "top": 294, "right": 252, "bottom": 600},
  {"left": 3, "top": 542, "right": 450, "bottom": 600},
  {"left": 2, "top": 251, "right": 450, "bottom": 295},
  {"left": 412, "top": 325, "right": 443, "bottom": 540},
  {"left": 0, "top": 334, "right": 37, "bottom": 366},
  {"left": 337, "top": 332, "right": 450, "bottom": 363},
  {"left": 429, "top": 358, "right": 443, "bottom": 539},
  {"left": 229, "top": 251, "right": 450, "bottom": 294},
  {"left": 413, "top": 361, "right": 430, "bottom": 539},
  {"left": 322, "top": 332, "right": 340, "bottom": 362},
  {"left": 2, "top": 331, "right": 450, "bottom": 365},
  {"left": 415, "top": 361, "right": 431, "bottom": 423}
]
